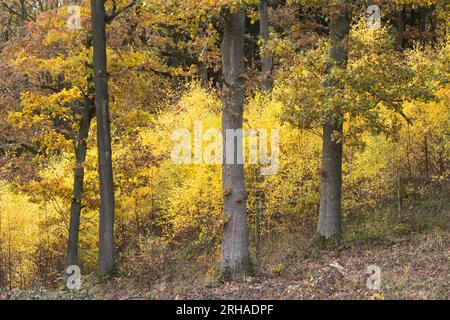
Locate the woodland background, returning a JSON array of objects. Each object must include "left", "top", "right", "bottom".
[{"left": 0, "top": 0, "right": 448, "bottom": 299}]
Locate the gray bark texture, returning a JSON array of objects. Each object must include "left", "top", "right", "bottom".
[
  {"left": 66, "top": 94, "right": 95, "bottom": 268},
  {"left": 317, "top": 6, "right": 350, "bottom": 241},
  {"left": 91, "top": 0, "right": 116, "bottom": 276},
  {"left": 220, "top": 9, "right": 250, "bottom": 280},
  {"left": 259, "top": 0, "right": 272, "bottom": 91}
]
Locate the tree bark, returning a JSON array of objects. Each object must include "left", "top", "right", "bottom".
[
  {"left": 66, "top": 95, "right": 95, "bottom": 268},
  {"left": 259, "top": 0, "right": 272, "bottom": 91},
  {"left": 317, "top": 5, "right": 350, "bottom": 242},
  {"left": 396, "top": 7, "right": 406, "bottom": 51},
  {"left": 220, "top": 9, "right": 250, "bottom": 280},
  {"left": 91, "top": 0, "right": 116, "bottom": 276},
  {"left": 424, "top": 133, "right": 430, "bottom": 177},
  {"left": 198, "top": 62, "right": 209, "bottom": 88},
  {"left": 419, "top": 7, "right": 427, "bottom": 32}
]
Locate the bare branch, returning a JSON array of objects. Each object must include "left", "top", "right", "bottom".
[{"left": 105, "top": 0, "right": 139, "bottom": 24}]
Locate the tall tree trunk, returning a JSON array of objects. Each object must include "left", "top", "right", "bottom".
[
  {"left": 66, "top": 96, "right": 95, "bottom": 267},
  {"left": 317, "top": 5, "right": 350, "bottom": 242},
  {"left": 255, "top": 0, "right": 271, "bottom": 260},
  {"left": 220, "top": 9, "right": 250, "bottom": 280},
  {"left": 91, "top": 0, "right": 116, "bottom": 276},
  {"left": 259, "top": 0, "right": 272, "bottom": 91}
]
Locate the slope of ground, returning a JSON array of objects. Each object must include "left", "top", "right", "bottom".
[{"left": 2, "top": 229, "right": 447, "bottom": 300}]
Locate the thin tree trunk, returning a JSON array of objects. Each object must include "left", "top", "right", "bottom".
[
  {"left": 410, "top": 9, "right": 417, "bottom": 27},
  {"left": 430, "top": 5, "right": 437, "bottom": 32},
  {"left": 438, "top": 147, "right": 445, "bottom": 175},
  {"left": 317, "top": 5, "right": 350, "bottom": 242},
  {"left": 255, "top": 202, "right": 261, "bottom": 259},
  {"left": 255, "top": 0, "right": 271, "bottom": 259},
  {"left": 397, "top": 174, "right": 402, "bottom": 220},
  {"left": 396, "top": 7, "right": 406, "bottom": 51},
  {"left": 220, "top": 9, "right": 250, "bottom": 280},
  {"left": 198, "top": 62, "right": 209, "bottom": 88},
  {"left": 66, "top": 96, "right": 95, "bottom": 267},
  {"left": 424, "top": 133, "right": 430, "bottom": 177},
  {"left": 7, "top": 217, "right": 12, "bottom": 290},
  {"left": 406, "top": 125, "right": 413, "bottom": 178},
  {"left": 419, "top": 8, "right": 427, "bottom": 32},
  {"left": 259, "top": 0, "right": 272, "bottom": 91},
  {"left": 255, "top": 175, "right": 264, "bottom": 260},
  {"left": 91, "top": 0, "right": 116, "bottom": 277}
]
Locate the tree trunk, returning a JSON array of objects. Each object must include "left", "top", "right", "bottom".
[
  {"left": 220, "top": 9, "right": 250, "bottom": 280},
  {"left": 255, "top": 200, "right": 261, "bottom": 259},
  {"left": 198, "top": 62, "right": 209, "bottom": 88},
  {"left": 259, "top": 0, "right": 272, "bottom": 91},
  {"left": 7, "top": 217, "right": 12, "bottom": 290},
  {"left": 91, "top": 0, "right": 116, "bottom": 277},
  {"left": 66, "top": 96, "right": 95, "bottom": 267},
  {"left": 255, "top": 0, "right": 271, "bottom": 259},
  {"left": 317, "top": 6, "right": 350, "bottom": 242},
  {"left": 397, "top": 174, "right": 402, "bottom": 220},
  {"left": 317, "top": 120, "right": 344, "bottom": 239},
  {"left": 419, "top": 8, "right": 427, "bottom": 32},
  {"left": 396, "top": 7, "right": 406, "bottom": 51},
  {"left": 424, "top": 132, "right": 430, "bottom": 177}
]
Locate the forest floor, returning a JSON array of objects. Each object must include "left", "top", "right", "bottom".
[
  {"left": 2, "top": 227, "right": 448, "bottom": 300},
  {"left": 106, "top": 231, "right": 449, "bottom": 300}
]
